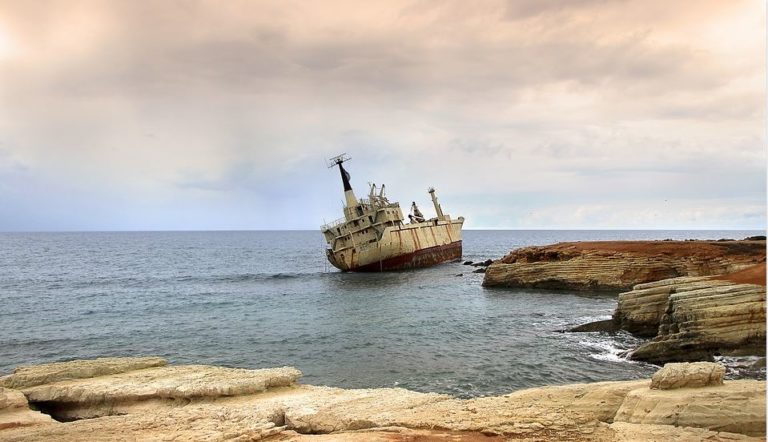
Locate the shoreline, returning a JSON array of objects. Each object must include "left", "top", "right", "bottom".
[{"left": 1, "top": 357, "right": 765, "bottom": 441}]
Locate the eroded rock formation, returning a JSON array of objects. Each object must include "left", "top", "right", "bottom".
[
  {"left": 613, "top": 274, "right": 766, "bottom": 364},
  {"left": 0, "top": 388, "right": 54, "bottom": 430},
  {"left": 483, "top": 240, "right": 765, "bottom": 291},
  {"left": 0, "top": 358, "right": 764, "bottom": 441}
]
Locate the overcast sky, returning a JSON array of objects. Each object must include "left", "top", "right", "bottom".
[{"left": 0, "top": 0, "right": 764, "bottom": 231}]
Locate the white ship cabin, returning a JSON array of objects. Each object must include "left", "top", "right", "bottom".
[{"left": 321, "top": 182, "right": 405, "bottom": 253}]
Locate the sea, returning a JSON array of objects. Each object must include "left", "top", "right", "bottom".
[{"left": 0, "top": 230, "right": 764, "bottom": 398}]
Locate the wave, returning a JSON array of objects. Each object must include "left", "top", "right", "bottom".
[{"left": 210, "top": 272, "right": 309, "bottom": 282}]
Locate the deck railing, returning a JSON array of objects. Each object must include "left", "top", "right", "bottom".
[{"left": 320, "top": 217, "right": 346, "bottom": 231}]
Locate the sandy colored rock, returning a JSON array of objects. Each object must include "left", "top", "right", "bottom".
[
  {"left": 483, "top": 240, "right": 765, "bottom": 291},
  {"left": 608, "top": 422, "right": 760, "bottom": 442},
  {"left": 0, "top": 388, "right": 55, "bottom": 430},
  {"left": 614, "top": 276, "right": 715, "bottom": 336},
  {"left": 614, "top": 380, "right": 765, "bottom": 436},
  {"left": 21, "top": 364, "right": 302, "bottom": 421},
  {"left": 0, "top": 358, "right": 765, "bottom": 441},
  {"left": 281, "top": 386, "right": 451, "bottom": 433},
  {"left": 622, "top": 278, "right": 766, "bottom": 363},
  {"left": 650, "top": 362, "right": 725, "bottom": 390},
  {"left": 0, "top": 357, "right": 168, "bottom": 389}
]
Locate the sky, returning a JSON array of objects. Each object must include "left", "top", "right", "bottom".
[{"left": 0, "top": 0, "right": 765, "bottom": 231}]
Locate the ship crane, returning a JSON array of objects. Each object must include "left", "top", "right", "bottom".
[{"left": 409, "top": 202, "right": 425, "bottom": 223}]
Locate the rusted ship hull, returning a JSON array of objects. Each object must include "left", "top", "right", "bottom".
[
  {"left": 329, "top": 240, "right": 462, "bottom": 272},
  {"left": 325, "top": 217, "right": 464, "bottom": 272}
]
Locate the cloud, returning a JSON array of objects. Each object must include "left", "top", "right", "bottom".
[{"left": 0, "top": 0, "right": 763, "bottom": 230}]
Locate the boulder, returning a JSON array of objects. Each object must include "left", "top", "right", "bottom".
[{"left": 650, "top": 362, "right": 725, "bottom": 390}]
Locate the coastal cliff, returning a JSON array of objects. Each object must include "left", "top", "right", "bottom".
[
  {"left": 482, "top": 240, "right": 765, "bottom": 291},
  {"left": 0, "top": 357, "right": 765, "bottom": 441},
  {"left": 614, "top": 266, "right": 766, "bottom": 364}
]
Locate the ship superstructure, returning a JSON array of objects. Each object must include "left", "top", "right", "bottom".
[{"left": 321, "top": 154, "right": 464, "bottom": 272}]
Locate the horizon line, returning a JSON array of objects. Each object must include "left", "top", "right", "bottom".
[{"left": 0, "top": 228, "right": 765, "bottom": 234}]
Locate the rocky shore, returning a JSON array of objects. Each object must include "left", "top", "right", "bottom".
[
  {"left": 0, "top": 357, "right": 765, "bottom": 441},
  {"left": 482, "top": 240, "right": 765, "bottom": 291},
  {"left": 617, "top": 267, "right": 766, "bottom": 364},
  {"left": 483, "top": 238, "right": 766, "bottom": 366}
]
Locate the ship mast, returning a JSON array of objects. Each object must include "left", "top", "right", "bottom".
[
  {"left": 327, "top": 153, "right": 358, "bottom": 218},
  {"left": 428, "top": 187, "right": 445, "bottom": 221}
]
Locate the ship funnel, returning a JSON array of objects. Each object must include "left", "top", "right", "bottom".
[
  {"left": 328, "top": 153, "right": 358, "bottom": 209},
  {"left": 428, "top": 187, "right": 445, "bottom": 220}
]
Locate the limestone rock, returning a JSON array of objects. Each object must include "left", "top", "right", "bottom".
[
  {"left": 0, "top": 357, "right": 168, "bottom": 389},
  {"left": 482, "top": 240, "right": 765, "bottom": 291},
  {"left": 21, "top": 364, "right": 302, "bottom": 421},
  {"left": 614, "top": 276, "right": 714, "bottom": 336},
  {"left": 0, "top": 388, "right": 55, "bottom": 430},
  {"left": 613, "top": 380, "right": 765, "bottom": 437},
  {"left": 281, "top": 386, "right": 451, "bottom": 434},
  {"left": 650, "top": 362, "right": 725, "bottom": 390},
  {"left": 0, "top": 358, "right": 765, "bottom": 441},
  {"left": 624, "top": 279, "right": 766, "bottom": 364},
  {"left": 609, "top": 422, "right": 761, "bottom": 442}
]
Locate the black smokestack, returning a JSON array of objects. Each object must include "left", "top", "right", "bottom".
[{"left": 339, "top": 162, "right": 352, "bottom": 192}]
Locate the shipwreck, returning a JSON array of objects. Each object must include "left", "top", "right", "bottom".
[{"left": 321, "top": 154, "right": 464, "bottom": 272}]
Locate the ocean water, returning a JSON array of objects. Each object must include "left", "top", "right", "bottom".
[{"left": 0, "top": 230, "right": 763, "bottom": 398}]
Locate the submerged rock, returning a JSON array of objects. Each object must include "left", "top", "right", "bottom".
[{"left": 568, "top": 319, "right": 618, "bottom": 333}]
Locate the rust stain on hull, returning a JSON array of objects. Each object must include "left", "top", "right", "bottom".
[{"left": 351, "top": 241, "right": 462, "bottom": 272}]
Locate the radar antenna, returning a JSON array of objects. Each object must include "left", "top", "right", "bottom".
[{"left": 326, "top": 153, "right": 351, "bottom": 168}]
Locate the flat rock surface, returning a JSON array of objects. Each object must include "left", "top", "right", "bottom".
[
  {"left": 483, "top": 240, "right": 765, "bottom": 291},
  {"left": 0, "top": 358, "right": 765, "bottom": 441},
  {"left": 614, "top": 380, "right": 766, "bottom": 436},
  {"left": 0, "top": 357, "right": 168, "bottom": 389},
  {"left": 21, "top": 364, "right": 302, "bottom": 405}
]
